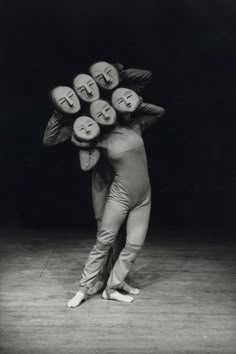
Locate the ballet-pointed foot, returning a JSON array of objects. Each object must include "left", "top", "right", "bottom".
[
  {"left": 119, "top": 281, "right": 140, "bottom": 295},
  {"left": 102, "top": 289, "right": 134, "bottom": 303},
  {"left": 87, "top": 280, "right": 105, "bottom": 295},
  {"left": 67, "top": 291, "right": 86, "bottom": 308}
]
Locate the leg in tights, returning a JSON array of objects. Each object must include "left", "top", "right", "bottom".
[
  {"left": 87, "top": 221, "right": 128, "bottom": 295},
  {"left": 89, "top": 168, "right": 126, "bottom": 294},
  {"left": 79, "top": 199, "right": 128, "bottom": 291},
  {"left": 68, "top": 193, "right": 150, "bottom": 307},
  {"left": 105, "top": 192, "right": 151, "bottom": 294}
]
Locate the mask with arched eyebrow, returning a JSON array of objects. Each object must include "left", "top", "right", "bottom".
[{"left": 73, "top": 74, "right": 100, "bottom": 103}]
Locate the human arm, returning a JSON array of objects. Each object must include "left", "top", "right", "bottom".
[
  {"left": 71, "top": 133, "right": 95, "bottom": 149},
  {"left": 134, "top": 102, "right": 165, "bottom": 132},
  {"left": 79, "top": 149, "right": 100, "bottom": 171},
  {"left": 43, "top": 111, "right": 73, "bottom": 146},
  {"left": 113, "top": 63, "right": 152, "bottom": 94},
  {"left": 71, "top": 133, "right": 99, "bottom": 171}
]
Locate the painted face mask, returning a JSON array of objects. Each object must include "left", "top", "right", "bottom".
[
  {"left": 90, "top": 100, "right": 117, "bottom": 126},
  {"left": 51, "top": 86, "right": 81, "bottom": 115},
  {"left": 73, "top": 74, "right": 100, "bottom": 103},
  {"left": 73, "top": 116, "right": 101, "bottom": 142},
  {"left": 89, "top": 62, "right": 119, "bottom": 90},
  {"left": 112, "top": 88, "right": 140, "bottom": 113}
]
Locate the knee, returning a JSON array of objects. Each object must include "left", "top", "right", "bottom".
[
  {"left": 97, "top": 227, "right": 116, "bottom": 246},
  {"left": 121, "top": 242, "right": 142, "bottom": 264},
  {"left": 95, "top": 239, "right": 111, "bottom": 252},
  {"left": 124, "top": 242, "right": 142, "bottom": 254}
]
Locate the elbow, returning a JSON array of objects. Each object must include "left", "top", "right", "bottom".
[
  {"left": 43, "top": 136, "right": 54, "bottom": 146},
  {"left": 159, "top": 107, "right": 166, "bottom": 117},
  {"left": 43, "top": 132, "right": 60, "bottom": 146},
  {"left": 43, "top": 140, "right": 51, "bottom": 147},
  {"left": 141, "top": 70, "right": 152, "bottom": 84},
  {"left": 80, "top": 159, "right": 94, "bottom": 172},
  {"left": 81, "top": 165, "right": 92, "bottom": 172},
  {"left": 146, "top": 70, "right": 152, "bottom": 82}
]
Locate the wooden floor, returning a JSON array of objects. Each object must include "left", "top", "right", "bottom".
[{"left": 0, "top": 228, "right": 235, "bottom": 354}]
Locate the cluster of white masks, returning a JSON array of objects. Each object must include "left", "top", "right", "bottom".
[{"left": 51, "top": 61, "right": 141, "bottom": 142}]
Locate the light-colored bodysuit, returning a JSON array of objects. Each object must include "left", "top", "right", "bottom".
[
  {"left": 43, "top": 68, "right": 152, "bottom": 280},
  {"left": 92, "top": 66, "right": 152, "bottom": 226},
  {"left": 79, "top": 103, "right": 164, "bottom": 292}
]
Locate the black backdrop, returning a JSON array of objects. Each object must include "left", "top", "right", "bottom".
[{"left": 1, "top": 0, "right": 235, "bottom": 232}]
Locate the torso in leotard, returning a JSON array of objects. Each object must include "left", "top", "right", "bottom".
[{"left": 97, "top": 125, "right": 151, "bottom": 209}]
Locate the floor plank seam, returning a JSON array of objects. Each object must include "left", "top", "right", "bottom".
[{"left": 39, "top": 248, "right": 56, "bottom": 278}]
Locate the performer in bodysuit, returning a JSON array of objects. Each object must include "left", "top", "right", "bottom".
[
  {"left": 86, "top": 64, "right": 153, "bottom": 293},
  {"left": 68, "top": 89, "right": 165, "bottom": 307},
  {"left": 71, "top": 102, "right": 136, "bottom": 295},
  {"left": 44, "top": 66, "right": 153, "bottom": 291}
]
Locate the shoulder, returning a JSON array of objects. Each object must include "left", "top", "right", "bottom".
[{"left": 129, "top": 122, "right": 142, "bottom": 136}]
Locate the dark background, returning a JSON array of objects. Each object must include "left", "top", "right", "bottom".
[{"left": 1, "top": 0, "right": 235, "bottom": 233}]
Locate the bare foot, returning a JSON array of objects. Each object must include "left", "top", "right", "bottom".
[
  {"left": 67, "top": 291, "right": 86, "bottom": 308},
  {"left": 87, "top": 280, "right": 105, "bottom": 295},
  {"left": 119, "top": 281, "right": 140, "bottom": 295},
  {"left": 102, "top": 289, "right": 134, "bottom": 303}
]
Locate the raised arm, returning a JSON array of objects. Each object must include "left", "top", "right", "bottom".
[
  {"left": 43, "top": 111, "right": 73, "bottom": 146},
  {"left": 79, "top": 149, "right": 100, "bottom": 171},
  {"left": 134, "top": 102, "right": 165, "bottom": 132},
  {"left": 114, "top": 63, "right": 152, "bottom": 94},
  {"left": 122, "top": 68, "right": 152, "bottom": 93}
]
